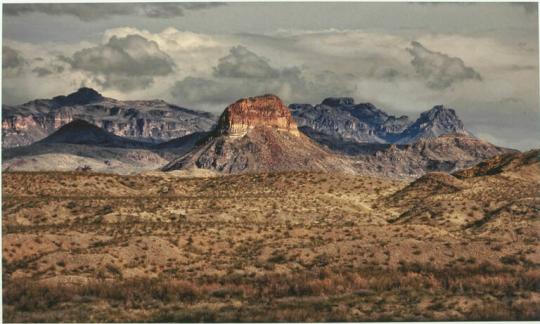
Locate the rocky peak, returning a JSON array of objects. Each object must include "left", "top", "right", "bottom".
[
  {"left": 217, "top": 94, "right": 299, "bottom": 137},
  {"left": 396, "top": 104, "right": 466, "bottom": 144},
  {"left": 52, "top": 87, "right": 104, "bottom": 107},
  {"left": 321, "top": 97, "right": 355, "bottom": 107},
  {"left": 346, "top": 103, "right": 389, "bottom": 124},
  {"left": 419, "top": 105, "right": 463, "bottom": 128}
]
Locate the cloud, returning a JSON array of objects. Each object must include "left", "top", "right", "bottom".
[
  {"left": 2, "top": 45, "right": 26, "bottom": 72},
  {"left": 213, "top": 45, "right": 279, "bottom": 79},
  {"left": 171, "top": 45, "right": 356, "bottom": 110},
  {"left": 103, "top": 27, "right": 220, "bottom": 52},
  {"left": 32, "top": 65, "right": 65, "bottom": 77},
  {"left": 407, "top": 41, "right": 482, "bottom": 90},
  {"left": 3, "top": 3, "right": 225, "bottom": 21},
  {"left": 64, "top": 34, "right": 175, "bottom": 91},
  {"left": 367, "top": 67, "right": 403, "bottom": 81},
  {"left": 509, "top": 2, "right": 538, "bottom": 15},
  {"left": 31, "top": 67, "right": 53, "bottom": 77}
]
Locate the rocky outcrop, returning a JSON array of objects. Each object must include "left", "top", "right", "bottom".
[
  {"left": 290, "top": 98, "right": 408, "bottom": 144},
  {"left": 2, "top": 88, "right": 217, "bottom": 148},
  {"left": 290, "top": 97, "right": 411, "bottom": 144},
  {"left": 396, "top": 105, "right": 467, "bottom": 144},
  {"left": 163, "top": 95, "right": 354, "bottom": 174},
  {"left": 51, "top": 87, "right": 104, "bottom": 106},
  {"left": 290, "top": 98, "right": 469, "bottom": 148},
  {"left": 217, "top": 94, "right": 299, "bottom": 137}
]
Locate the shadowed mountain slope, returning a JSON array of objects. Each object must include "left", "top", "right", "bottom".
[{"left": 38, "top": 119, "right": 149, "bottom": 148}]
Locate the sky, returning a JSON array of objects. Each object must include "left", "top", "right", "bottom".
[{"left": 2, "top": 2, "right": 539, "bottom": 150}]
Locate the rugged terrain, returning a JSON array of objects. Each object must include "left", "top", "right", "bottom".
[
  {"left": 3, "top": 150, "right": 539, "bottom": 322},
  {"left": 163, "top": 95, "right": 356, "bottom": 174},
  {"left": 3, "top": 93, "right": 510, "bottom": 181},
  {"left": 2, "top": 120, "right": 208, "bottom": 174},
  {"left": 3, "top": 95, "right": 509, "bottom": 178},
  {"left": 2, "top": 88, "right": 216, "bottom": 148},
  {"left": 290, "top": 97, "right": 468, "bottom": 146},
  {"left": 163, "top": 94, "right": 507, "bottom": 177},
  {"left": 352, "top": 133, "right": 513, "bottom": 178},
  {"left": 2, "top": 91, "right": 480, "bottom": 154}
]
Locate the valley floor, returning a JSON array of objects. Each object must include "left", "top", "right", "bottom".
[{"left": 2, "top": 171, "right": 539, "bottom": 322}]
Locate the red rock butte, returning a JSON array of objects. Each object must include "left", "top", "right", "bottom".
[{"left": 217, "top": 94, "right": 299, "bottom": 137}]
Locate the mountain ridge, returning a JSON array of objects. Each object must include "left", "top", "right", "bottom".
[
  {"left": 2, "top": 87, "right": 217, "bottom": 148},
  {"left": 290, "top": 97, "right": 469, "bottom": 147}
]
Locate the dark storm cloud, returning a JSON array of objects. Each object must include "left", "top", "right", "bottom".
[
  {"left": 407, "top": 41, "right": 482, "bottom": 90},
  {"left": 172, "top": 45, "right": 356, "bottom": 109},
  {"left": 3, "top": 3, "right": 225, "bottom": 21},
  {"left": 2, "top": 45, "right": 26, "bottom": 70},
  {"left": 65, "top": 34, "right": 175, "bottom": 91}
]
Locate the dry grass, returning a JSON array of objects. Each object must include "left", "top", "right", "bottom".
[{"left": 2, "top": 170, "right": 539, "bottom": 322}]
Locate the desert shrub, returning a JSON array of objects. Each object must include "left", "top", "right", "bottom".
[
  {"left": 5, "top": 261, "right": 539, "bottom": 321},
  {"left": 500, "top": 255, "right": 520, "bottom": 265},
  {"left": 4, "top": 280, "right": 71, "bottom": 311},
  {"left": 267, "top": 253, "right": 287, "bottom": 264}
]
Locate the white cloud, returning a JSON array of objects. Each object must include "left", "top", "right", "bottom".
[
  {"left": 407, "top": 41, "right": 482, "bottom": 90},
  {"left": 65, "top": 34, "right": 175, "bottom": 91}
]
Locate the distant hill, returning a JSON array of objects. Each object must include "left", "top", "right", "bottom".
[
  {"left": 453, "top": 149, "right": 540, "bottom": 180},
  {"left": 381, "top": 149, "right": 539, "bottom": 231},
  {"left": 352, "top": 133, "right": 514, "bottom": 178},
  {"left": 38, "top": 119, "right": 149, "bottom": 148},
  {"left": 2, "top": 120, "right": 200, "bottom": 174}
]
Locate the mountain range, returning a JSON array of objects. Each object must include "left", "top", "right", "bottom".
[
  {"left": 2, "top": 89, "right": 514, "bottom": 177},
  {"left": 290, "top": 97, "right": 469, "bottom": 150},
  {"left": 6, "top": 88, "right": 467, "bottom": 150},
  {"left": 162, "top": 95, "right": 356, "bottom": 174},
  {"left": 2, "top": 87, "right": 216, "bottom": 148}
]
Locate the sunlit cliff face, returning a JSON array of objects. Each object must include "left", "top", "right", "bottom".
[{"left": 217, "top": 94, "right": 299, "bottom": 137}]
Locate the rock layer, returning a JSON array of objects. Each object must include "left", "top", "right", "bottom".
[{"left": 218, "top": 94, "right": 299, "bottom": 136}]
